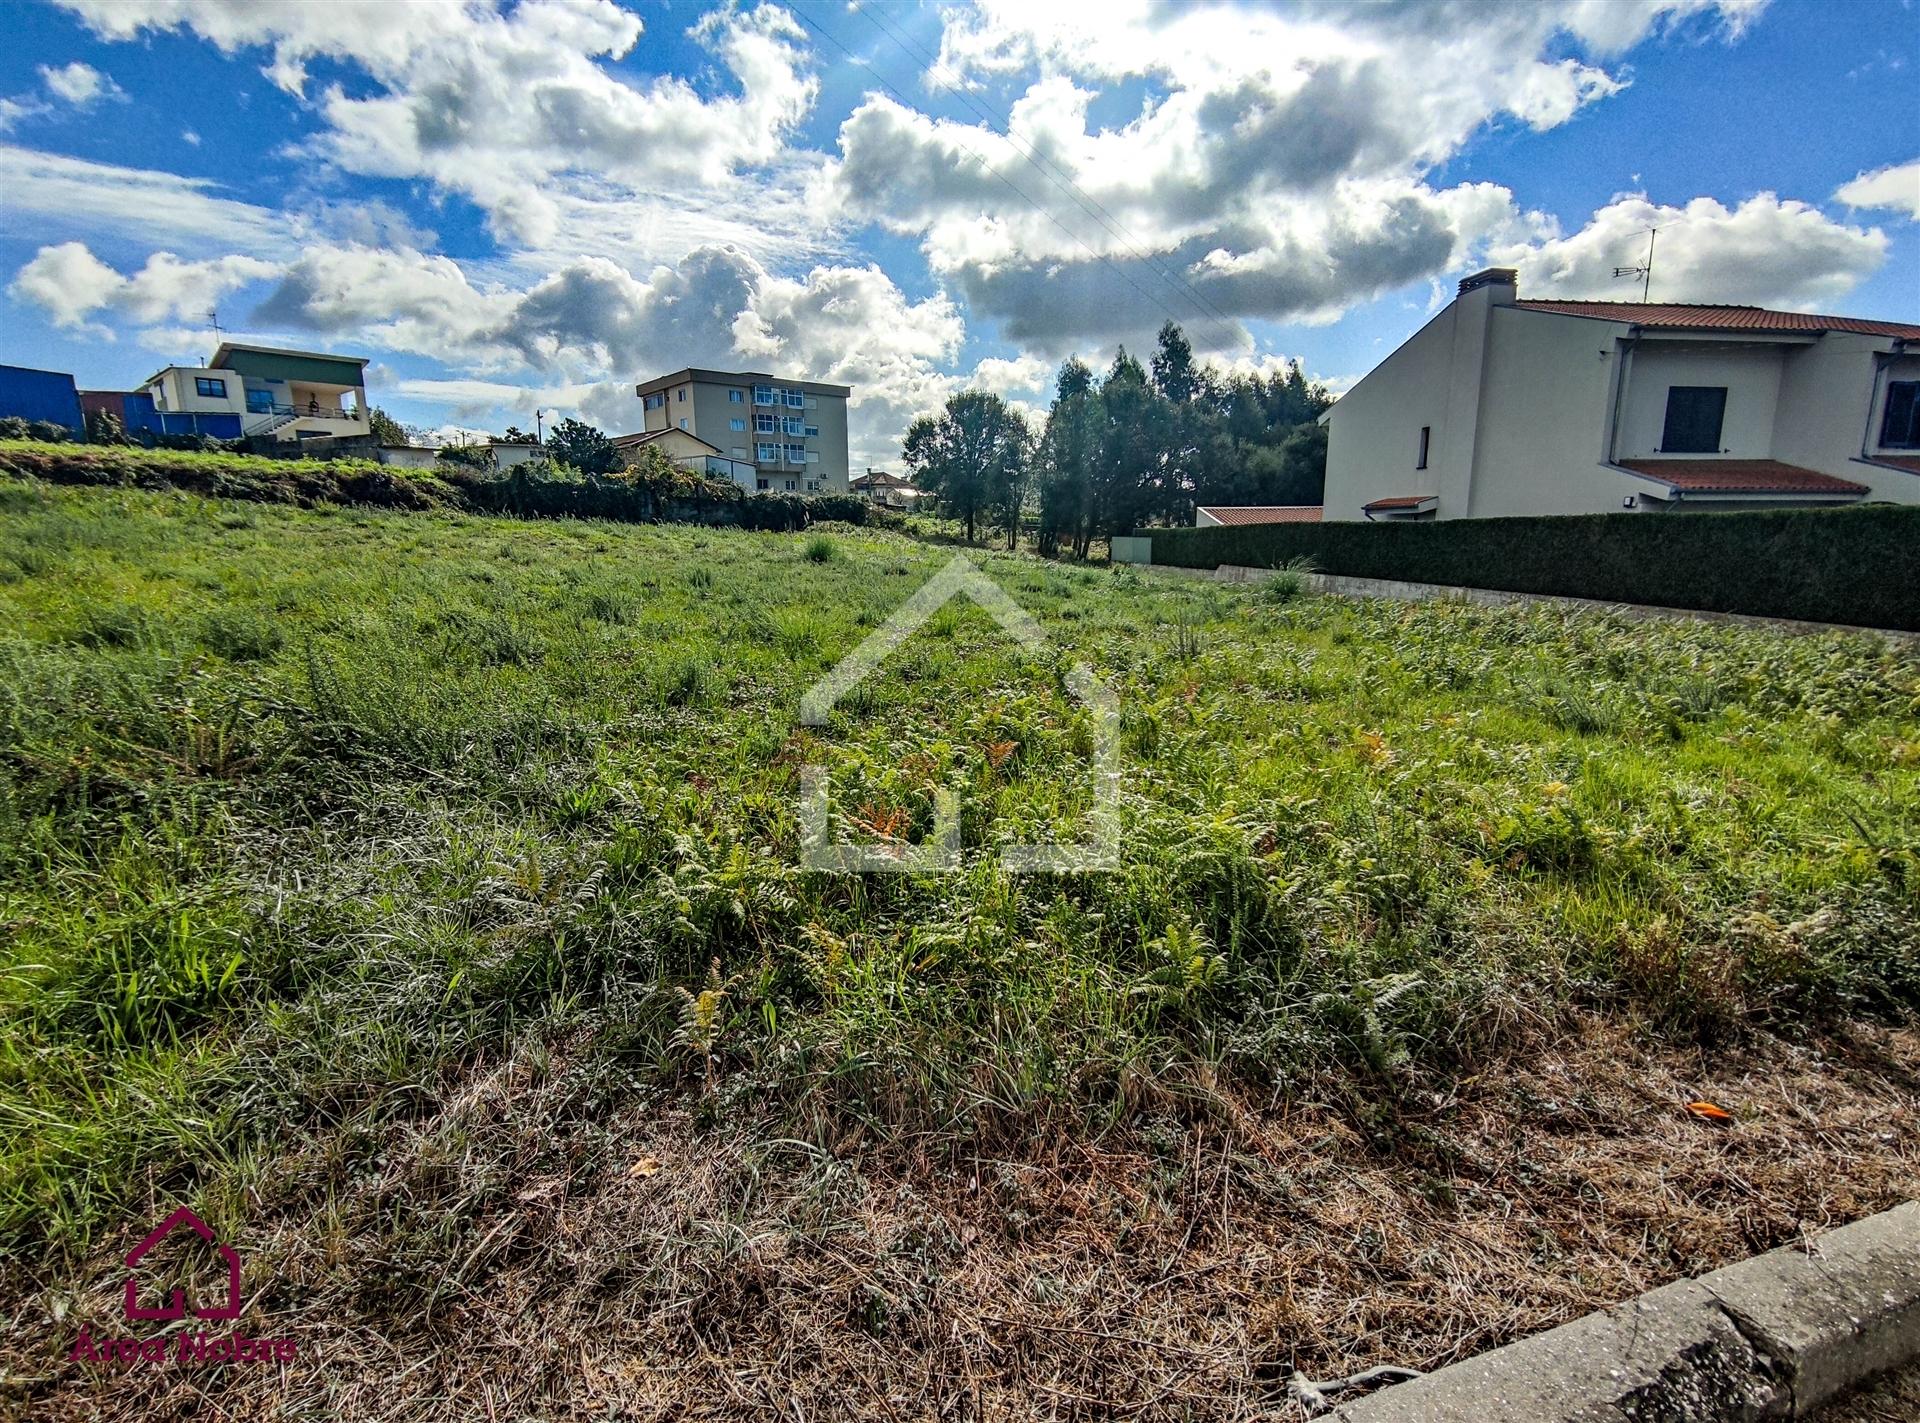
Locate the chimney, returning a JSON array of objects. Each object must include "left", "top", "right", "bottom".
[{"left": 1457, "top": 268, "right": 1517, "bottom": 303}]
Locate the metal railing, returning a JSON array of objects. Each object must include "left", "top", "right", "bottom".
[{"left": 248, "top": 402, "right": 361, "bottom": 421}]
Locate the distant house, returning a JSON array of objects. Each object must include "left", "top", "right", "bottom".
[
  {"left": 1323, "top": 268, "right": 1920, "bottom": 521},
  {"left": 851, "top": 468, "right": 924, "bottom": 508},
  {"left": 612, "top": 426, "right": 757, "bottom": 491},
  {"left": 633, "top": 368, "right": 852, "bottom": 496},
  {"left": 132, "top": 343, "right": 373, "bottom": 443},
  {"left": 1195, "top": 505, "right": 1321, "bottom": 527},
  {"left": 0, "top": 363, "right": 83, "bottom": 431}
]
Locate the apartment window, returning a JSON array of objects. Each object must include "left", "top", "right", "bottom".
[
  {"left": 678, "top": 418, "right": 688, "bottom": 430},
  {"left": 729, "top": 417, "right": 746, "bottom": 431},
  {"left": 1660, "top": 386, "right": 1727, "bottom": 454},
  {"left": 676, "top": 388, "right": 687, "bottom": 402},
  {"left": 754, "top": 385, "right": 775, "bottom": 405},
  {"left": 803, "top": 424, "right": 819, "bottom": 437},
  {"left": 785, "top": 479, "right": 797, "bottom": 491},
  {"left": 784, "top": 389, "right": 805, "bottom": 408},
  {"left": 806, "top": 480, "right": 821, "bottom": 492},
  {"left": 1881, "top": 381, "right": 1920, "bottom": 448},
  {"left": 783, "top": 417, "right": 805, "bottom": 435},
  {"left": 756, "top": 478, "right": 769, "bottom": 490},
  {"left": 755, "top": 412, "right": 777, "bottom": 433},
  {"left": 757, "top": 442, "right": 778, "bottom": 461},
  {"left": 1416, "top": 425, "right": 1430, "bottom": 470},
  {"left": 729, "top": 389, "right": 744, "bottom": 403},
  {"left": 785, "top": 443, "right": 806, "bottom": 463},
  {"left": 195, "top": 376, "right": 227, "bottom": 398},
  {"left": 643, "top": 393, "right": 665, "bottom": 410}
]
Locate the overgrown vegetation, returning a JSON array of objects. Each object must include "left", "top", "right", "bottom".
[
  {"left": 1150, "top": 503, "right": 1920, "bottom": 631},
  {"left": 1, "top": 477, "right": 1913, "bottom": 1267}
]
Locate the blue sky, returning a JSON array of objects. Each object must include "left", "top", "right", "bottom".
[{"left": 1, "top": 0, "right": 1915, "bottom": 462}]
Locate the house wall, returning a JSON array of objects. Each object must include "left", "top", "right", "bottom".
[
  {"left": 1467, "top": 308, "right": 1648, "bottom": 517},
  {"left": 1616, "top": 342, "right": 1788, "bottom": 461},
  {"left": 1322, "top": 303, "right": 1462, "bottom": 521},
  {"left": 1771, "top": 339, "right": 1920, "bottom": 504},
  {"left": 620, "top": 428, "right": 715, "bottom": 463}
]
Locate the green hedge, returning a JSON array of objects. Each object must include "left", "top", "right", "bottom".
[{"left": 1148, "top": 505, "right": 1920, "bottom": 631}]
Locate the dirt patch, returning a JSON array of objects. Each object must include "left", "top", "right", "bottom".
[{"left": 7, "top": 1014, "right": 1916, "bottom": 1422}]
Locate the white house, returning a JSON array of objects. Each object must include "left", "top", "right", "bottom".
[
  {"left": 1322, "top": 269, "right": 1920, "bottom": 521},
  {"left": 143, "top": 342, "right": 372, "bottom": 442}
]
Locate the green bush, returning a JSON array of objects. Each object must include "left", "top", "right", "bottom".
[
  {"left": 1148, "top": 506, "right": 1920, "bottom": 631},
  {"left": 808, "top": 493, "right": 869, "bottom": 525}
]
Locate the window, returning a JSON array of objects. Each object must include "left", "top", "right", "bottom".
[
  {"left": 804, "top": 424, "right": 819, "bottom": 437},
  {"left": 729, "top": 417, "right": 746, "bottom": 432},
  {"left": 806, "top": 480, "right": 821, "bottom": 492},
  {"left": 678, "top": 418, "right": 688, "bottom": 430},
  {"left": 1882, "top": 381, "right": 1920, "bottom": 449},
  {"left": 785, "top": 480, "right": 797, "bottom": 491},
  {"left": 643, "top": 393, "right": 665, "bottom": 410},
  {"left": 195, "top": 376, "right": 227, "bottom": 398},
  {"left": 785, "top": 389, "right": 805, "bottom": 408},
  {"left": 757, "top": 442, "right": 778, "bottom": 461},
  {"left": 676, "top": 388, "right": 687, "bottom": 402},
  {"left": 756, "top": 477, "right": 769, "bottom": 490},
  {"left": 246, "top": 388, "right": 275, "bottom": 414},
  {"left": 1660, "top": 386, "right": 1727, "bottom": 454},
  {"left": 729, "top": 389, "right": 744, "bottom": 404},
  {"left": 1416, "top": 426, "right": 1430, "bottom": 470},
  {"left": 786, "top": 443, "right": 806, "bottom": 463},
  {"left": 754, "top": 385, "right": 775, "bottom": 405},
  {"left": 755, "top": 412, "right": 777, "bottom": 433},
  {"left": 783, "top": 417, "right": 805, "bottom": 435}
]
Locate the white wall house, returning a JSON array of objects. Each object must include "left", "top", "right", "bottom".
[
  {"left": 144, "top": 343, "right": 371, "bottom": 442},
  {"left": 1323, "top": 270, "right": 1920, "bottom": 521}
]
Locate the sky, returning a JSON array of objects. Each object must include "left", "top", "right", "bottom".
[{"left": 0, "top": 0, "right": 1915, "bottom": 465}]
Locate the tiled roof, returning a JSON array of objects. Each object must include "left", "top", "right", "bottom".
[
  {"left": 1616, "top": 459, "right": 1869, "bottom": 496},
  {"left": 612, "top": 428, "right": 720, "bottom": 453},
  {"left": 1363, "top": 494, "right": 1437, "bottom": 511},
  {"left": 1197, "top": 505, "right": 1322, "bottom": 525},
  {"left": 1863, "top": 454, "right": 1920, "bottom": 476},
  {"left": 1513, "top": 301, "right": 1920, "bottom": 340}
]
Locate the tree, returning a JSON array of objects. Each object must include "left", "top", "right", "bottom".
[
  {"left": 1037, "top": 358, "right": 1099, "bottom": 558},
  {"left": 366, "top": 406, "right": 409, "bottom": 446},
  {"left": 84, "top": 408, "right": 129, "bottom": 445},
  {"left": 546, "top": 417, "right": 621, "bottom": 474},
  {"left": 1150, "top": 320, "right": 1201, "bottom": 405},
  {"left": 903, "top": 390, "right": 1029, "bottom": 544},
  {"left": 500, "top": 425, "right": 536, "bottom": 444}
]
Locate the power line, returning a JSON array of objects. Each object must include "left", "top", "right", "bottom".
[
  {"left": 854, "top": 4, "right": 1245, "bottom": 352},
  {"left": 788, "top": 2, "right": 1227, "bottom": 357}
]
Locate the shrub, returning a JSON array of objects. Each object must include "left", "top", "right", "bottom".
[
  {"left": 84, "top": 410, "right": 129, "bottom": 446},
  {"left": 0, "top": 418, "right": 28, "bottom": 441},
  {"left": 438, "top": 442, "right": 493, "bottom": 470},
  {"left": 739, "top": 492, "right": 810, "bottom": 532},
  {"left": 803, "top": 534, "right": 837, "bottom": 563},
  {"left": 808, "top": 493, "right": 869, "bottom": 525},
  {"left": 27, "top": 420, "right": 75, "bottom": 443},
  {"left": 1148, "top": 506, "right": 1920, "bottom": 631}
]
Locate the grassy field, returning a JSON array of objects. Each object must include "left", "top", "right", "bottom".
[{"left": 1, "top": 475, "right": 1916, "bottom": 1419}]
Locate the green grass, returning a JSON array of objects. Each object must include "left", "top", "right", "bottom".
[{"left": 0, "top": 476, "right": 1915, "bottom": 1264}]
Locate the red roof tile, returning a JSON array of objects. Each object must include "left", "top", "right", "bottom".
[
  {"left": 1363, "top": 494, "right": 1437, "bottom": 511},
  {"left": 1864, "top": 454, "right": 1920, "bottom": 476},
  {"left": 1197, "top": 505, "right": 1322, "bottom": 525},
  {"left": 1617, "top": 459, "right": 1868, "bottom": 496},
  {"left": 1514, "top": 301, "right": 1920, "bottom": 340}
]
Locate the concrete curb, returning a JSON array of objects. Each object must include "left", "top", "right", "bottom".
[
  {"left": 1331, "top": 1201, "right": 1920, "bottom": 1421},
  {"left": 1139, "top": 563, "right": 1918, "bottom": 644}
]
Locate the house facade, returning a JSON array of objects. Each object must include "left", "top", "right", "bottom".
[
  {"left": 141, "top": 343, "right": 371, "bottom": 443},
  {"left": 850, "top": 468, "right": 923, "bottom": 508},
  {"left": 1323, "top": 269, "right": 1920, "bottom": 521},
  {"left": 611, "top": 426, "right": 758, "bottom": 491},
  {"left": 634, "top": 368, "right": 851, "bottom": 495}
]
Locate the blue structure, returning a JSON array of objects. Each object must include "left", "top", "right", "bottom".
[
  {"left": 120, "top": 391, "right": 242, "bottom": 440},
  {"left": 0, "top": 364, "right": 84, "bottom": 430}
]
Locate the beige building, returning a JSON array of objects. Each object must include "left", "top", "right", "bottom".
[
  {"left": 633, "top": 368, "right": 851, "bottom": 495},
  {"left": 144, "top": 342, "right": 371, "bottom": 442},
  {"left": 1323, "top": 269, "right": 1920, "bottom": 521}
]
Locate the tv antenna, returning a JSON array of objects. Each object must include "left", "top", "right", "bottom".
[
  {"left": 1612, "top": 227, "right": 1658, "bottom": 302},
  {"left": 207, "top": 308, "right": 224, "bottom": 336}
]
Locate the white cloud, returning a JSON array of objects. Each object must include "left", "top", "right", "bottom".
[
  {"left": 1834, "top": 161, "right": 1920, "bottom": 222},
  {"left": 9, "top": 242, "right": 279, "bottom": 330},
  {"left": 0, "top": 145, "right": 289, "bottom": 254},
  {"left": 181, "top": 128, "right": 201, "bottom": 146},
  {"left": 37, "top": 61, "right": 124, "bottom": 106},
  {"left": 1491, "top": 192, "right": 1887, "bottom": 308}
]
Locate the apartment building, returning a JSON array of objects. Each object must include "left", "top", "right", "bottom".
[
  {"left": 633, "top": 368, "right": 851, "bottom": 495},
  {"left": 1323, "top": 269, "right": 1920, "bottom": 520}
]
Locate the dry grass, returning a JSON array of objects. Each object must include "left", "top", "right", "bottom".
[{"left": 9, "top": 1013, "right": 1916, "bottom": 1422}]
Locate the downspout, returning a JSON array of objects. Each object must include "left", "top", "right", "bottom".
[{"left": 1606, "top": 329, "right": 1638, "bottom": 466}]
